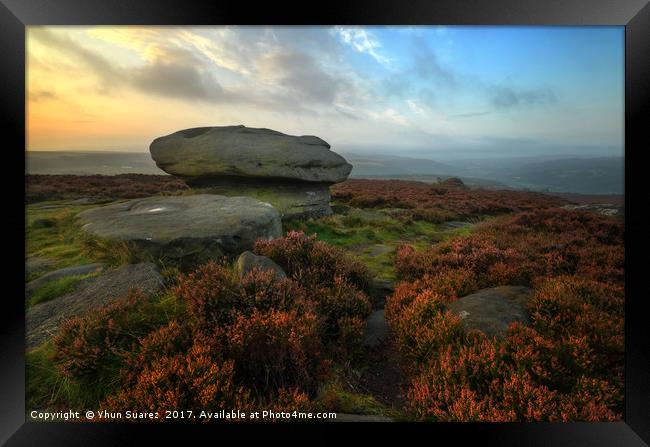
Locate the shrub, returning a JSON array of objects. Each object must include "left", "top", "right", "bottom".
[
  {"left": 311, "top": 275, "right": 372, "bottom": 344},
  {"left": 26, "top": 174, "right": 188, "bottom": 203},
  {"left": 220, "top": 308, "right": 325, "bottom": 396},
  {"left": 254, "top": 230, "right": 372, "bottom": 293},
  {"left": 173, "top": 261, "right": 307, "bottom": 331},
  {"left": 119, "top": 320, "right": 194, "bottom": 387},
  {"left": 331, "top": 179, "right": 567, "bottom": 223},
  {"left": 104, "top": 340, "right": 252, "bottom": 416},
  {"left": 387, "top": 209, "right": 624, "bottom": 421},
  {"left": 395, "top": 209, "right": 623, "bottom": 286},
  {"left": 254, "top": 231, "right": 372, "bottom": 355},
  {"left": 53, "top": 289, "right": 167, "bottom": 382}
]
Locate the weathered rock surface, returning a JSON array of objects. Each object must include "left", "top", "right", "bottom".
[
  {"left": 235, "top": 251, "right": 286, "bottom": 280},
  {"left": 196, "top": 180, "right": 332, "bottom": 220},
  {"left": 363, "top": 309, "right": 389, "bottom": 348},
  {"left": 77, "top": 194, "right": 282, "bottom": 263},
  {"left": 150, "top": 125, "right": 352, "bottom": 184},
  {"left": 26, "top": 263, "right": 105, "bottom": 297},
  {"left": 447, "top": 285, "right": 533, "bottom": 338},
  {"left": 562, "top": 203, "right": 621, "bottom": 217},
  {"left": 149, "top": 126, "right": 352, "bottom": 219},
  {"left": 26, "top": 257, "right": 56, "bottom": 277},
  {"left": 26, "top": 263, "right": 164, "bottom": 348},
  {"left": 442, "top": 221, "right": 473, "bottom": 230}
]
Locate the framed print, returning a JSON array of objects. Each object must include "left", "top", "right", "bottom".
[{"left": 2, "top": 0, "right": 649, "bottom": 445}]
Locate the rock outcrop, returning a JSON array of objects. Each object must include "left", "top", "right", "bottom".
[
  {"left": 149, "top": 125, "right": 352, "bottom": 219},
  {"left": 26, "top": 263, "right": 105, "bottom": 298},
  {"left": 26, "top": 263, "right": 164, "bottom": 348},
  {"left": 77, "top": 194, "right": 281, "bottom": 264},
  {"left": 150, "top": 125, "right": 351, "bottom": 184},
  {"left": 447, "top": 285, "right": 533, "bottom": 338}
]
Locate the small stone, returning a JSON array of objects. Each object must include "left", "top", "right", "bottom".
[
  {"left": 235, "top": 251, "right": 286, "bottom": 280},
  {"left": 447, "top": 285, "right": 533, "bottom": 338}
]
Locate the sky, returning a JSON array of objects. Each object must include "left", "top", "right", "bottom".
[{"left": 26, "top": 26, "right": 624, "bottom": 160}]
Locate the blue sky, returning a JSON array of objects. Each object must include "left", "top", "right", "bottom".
[{"left": 27, "top": 26, "right": 624, "bottom": 159}]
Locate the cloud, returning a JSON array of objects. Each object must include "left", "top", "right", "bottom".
[
  {"left": 29, "top": 90, "right": 57, "bottom": 101},
  {"left": 412, "top": 35, "right": 457, "bottom": 87},
  {"left": 258, "top": 48, "right": 343, "bottom": 104},
  {"left": 407, "top": 99, "right": 428, "bottom": 115},
  {"left": 334, "top": 26, "right": 391, "bottom": 66},
  {"left": 453, "top": 111, "right": 491, "bottom": 118},
  {"left": 489, "top": 85, "right": 557, "bottom": 109},
  {"left": 30, "top": 28, "right": 120, "bottom": 89},
  {"left": 31, "top": 27, "right": 368, "bottom": 119},
  {"left": 131, "top": 62, "right": 225, "bottom": 101}
]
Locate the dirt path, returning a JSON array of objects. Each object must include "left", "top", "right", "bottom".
[
  {"left": 354, "top": 279, "right": 407, "bottom": 414},
  {"left": 357, "top": 339, "right": 406, "bottom": 410}
]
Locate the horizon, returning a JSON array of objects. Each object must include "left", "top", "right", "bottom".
[{"left": 27, "top": 26, "right": 624, "bottom": 159}]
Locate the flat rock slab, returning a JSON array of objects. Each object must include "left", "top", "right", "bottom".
[
  {"left": 447, "top": 285, "right": 533, "bottom": 338},
  {"left": 26, "top": 257, "right": 56, "bottom": 277},
  {"left": 26, "top": 263, "right": 164, "bottom": 348},
  {"left": 25, "top": 263, "right": 104, "bottom": 297},
  {"left": 330, "top": 414, "right": 393, "bottom": 422},
  {"left": 150, "top": 125, "right": 352, "bottom": 184},
  {"left": 443, "top": 221, "right": 473, "bottom": 229},
  {"left": 363, "top": 310, "right": 389, "bottom": 347},
  {"left": 77, "top": 194, "right": 282, "bottom": 262}
]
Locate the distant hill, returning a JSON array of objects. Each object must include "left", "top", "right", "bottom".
[
  {"left": 25, "top": 151, "right": 623, "bottom": 195},
  {"left": 343, "top": 153, "right": 465, "bottom": 177},
  {"left": 458, "top": 157, "right": 624, "bottom": 194},
  {"left": 26, "top": 151, "right": 165, "bottom": 175}
]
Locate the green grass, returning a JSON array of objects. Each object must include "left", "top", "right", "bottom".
[
  {"left": 26, "top": 342, "right": 106, "bottom": 412},
  {"left": 27, "top": 205, "right": 97, "bottom": 274},
  {"left": 27, "top": 273, "right": 99, "bottom": 308},
  {"left": 26, "top": 200, "right": 151, "bottom": 282},
  {"left": 285, "top": 204, "right": 482, "bottom": 280},
  {"left": 315, "top": 374, "right": 389, "bottom": 416}
]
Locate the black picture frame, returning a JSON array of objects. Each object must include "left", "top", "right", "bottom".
[{"left": 3, "top": 0, "right": 649, "bottom": 445}]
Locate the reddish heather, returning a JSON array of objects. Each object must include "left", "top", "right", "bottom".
[
  {"left": 386, "top": 208, "right": 624, "bottom": 421},
  {"left": 52, "top": 233, "right": 371, "bottom": 415},
  {"left": 331, "top": 179, "right": 568, "bottom": 222},
  {"left": 26, "top": 174, "right": 188, "bottom": 202}
]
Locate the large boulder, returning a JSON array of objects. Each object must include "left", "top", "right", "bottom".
[
  {"left": 77, "top": 194, "right": 281, "bottom": 263},
  {"left": 447, "top": 286, "right": 533, "bottom": 338},
  {"left": 150, "top": 125, "right": 352, "bottom": 184},
  {"left": 149, "top": 125, "right": 353, "bottom": 220},
  {"left": 26, "top": 263, "right": 164, "bottom": 348}
]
